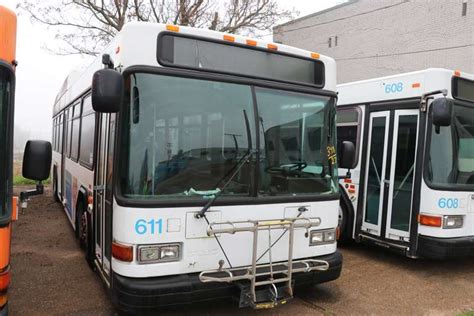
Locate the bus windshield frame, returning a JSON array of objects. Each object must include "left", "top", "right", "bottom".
[
  {"left": 0, "top": 63, "right": 14, "bottom": 225},
  {"left": 115, "top": 69, "right": 338, "bottom": 207},
  {"left": 425, "top": 98, "right": 474, "bottom": 191}
]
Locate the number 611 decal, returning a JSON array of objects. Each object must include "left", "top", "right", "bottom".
[{"left": 135, "top": 219, "right": 163, "bottom": 235}]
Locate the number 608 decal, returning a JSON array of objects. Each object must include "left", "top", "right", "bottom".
[
  {"left": 438, "top": 198, "right": 459, "bottom": 209},
  {"left": 135, "top": 218, "right": 163, "bottom": 235}
]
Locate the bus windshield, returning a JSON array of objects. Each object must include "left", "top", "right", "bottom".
[
  {"left": 427, "top": 102, "right": 474, "bottom": 189},
  {"left": 0, "top": 67, "right": 11, "bottom": 219},
  {"left": 119, "top": 73, "right": 337, "bottom": 200}
]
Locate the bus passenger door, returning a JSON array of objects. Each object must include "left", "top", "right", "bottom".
[
  {"left": 385, "top": 110, "right": 419, "bottom": 241},
  {"left": 94, "top": 113, "right": 112, "bottom": 276},
  {"left": 362, "top": 111, "right": 390, "bottom": 236}
]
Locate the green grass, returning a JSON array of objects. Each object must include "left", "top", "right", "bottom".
[{"left": 13, "top": 175, "right": 51, "bottom": 186}]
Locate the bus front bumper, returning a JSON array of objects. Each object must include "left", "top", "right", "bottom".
[
  {"left": 111, "top": 251, "right": 342, "bottom": 312},
  {"left": 418, "top": 235, "right": 474, "bottom": 259}
]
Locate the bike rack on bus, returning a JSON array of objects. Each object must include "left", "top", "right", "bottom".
[{"left": 199, "top": 217, "right": 329, "bottom": 309}]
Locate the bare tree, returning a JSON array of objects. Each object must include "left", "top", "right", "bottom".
[{"left": 18, "top": 0, "right": 296, "bottom": 56}]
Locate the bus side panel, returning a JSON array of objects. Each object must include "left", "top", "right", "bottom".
[
  {"left": 0, "top": 224, "right": 10, "bottom": 270},
  {"left": 62, "top": 159, "right": 94, "bottom": 229}
]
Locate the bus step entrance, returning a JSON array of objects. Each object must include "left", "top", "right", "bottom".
[{"left": 198, "top": 218, "right": 329, "bottom": 309}]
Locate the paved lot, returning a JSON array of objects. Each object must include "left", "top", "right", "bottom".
[{"left": 8, "top": 187, "right": 474, "bottom": 315}]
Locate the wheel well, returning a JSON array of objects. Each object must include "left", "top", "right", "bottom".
[
  {"left": 339, "top": 183, "right": 355, "bottom": 237},
  {"left": 75, "top": 187, "right": 89, "bottom": 230}
]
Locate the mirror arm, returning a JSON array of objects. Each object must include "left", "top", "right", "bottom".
[
  {"left": 20, "top": 182, "right": 44, "bottom": 209},
  {"left": 338, "top": 169, "right": 352, "bottom": 180}
]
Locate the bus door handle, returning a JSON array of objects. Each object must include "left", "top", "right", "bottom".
[{"left": 94, "top": 185, "right": 105, "bottom": 194}]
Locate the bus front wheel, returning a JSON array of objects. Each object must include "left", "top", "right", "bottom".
[{"left": 338, "top": 201, "right": 351, "bottom": 243}]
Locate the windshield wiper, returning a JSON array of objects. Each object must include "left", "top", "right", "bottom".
[
  {"left": 195, "top": 110, "right": 254, "bottom": 219},
  {"left": 265, "top": 161, "right": 307, "bottom": 174}
]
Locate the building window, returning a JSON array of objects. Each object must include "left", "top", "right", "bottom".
[
  {"left": 462, "top": 1, "right": 467, "bottom": 16},
  {"left": 328, "top": 37, "right": 332, "bottom": 48}
]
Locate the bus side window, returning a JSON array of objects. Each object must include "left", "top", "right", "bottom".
[
  {"left": 70, "top": 102, "right": 82, "bottom": 161},
  {"left": 79, "top": 95, "right": 95, "bottom": 168},
  {"left": 52, "top": 118, "right": 56, "bottom": 152},
  {"left": 336, "top": 108, "right": 360, "bottom": 167},
  {"left": 59, "top": 115, "right": 63, "bottom": 153},
  {"left": 66, "top": 108, "right": 72, "bottom": 158}
]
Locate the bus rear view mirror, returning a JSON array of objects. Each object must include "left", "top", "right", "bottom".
[
  {"left": 91, "top": 69, "right": 123, "bottom": 113},
  {"left": 432, "top": 97, "right": 453, "bottom": 127},
  {"left": 339, "top": 141, "right": 356, "bottom": 170},
  {"left": 22, "top": 140, "right": 52, "bottom": 181}
]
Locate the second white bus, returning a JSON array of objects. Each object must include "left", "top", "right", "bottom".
[{"left": 337, "top": 68, "right": 474, "bottom": 259}]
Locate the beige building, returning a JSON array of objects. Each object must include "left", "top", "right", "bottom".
[{"left": 273, "top": 0, "right": 474, "bottom": 83}]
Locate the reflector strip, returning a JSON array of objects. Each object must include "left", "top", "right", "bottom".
[{"left": 11, "top": 196, "right": 18, "bottom": 221}]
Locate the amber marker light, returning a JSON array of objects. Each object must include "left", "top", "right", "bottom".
[
  {"left": 246, "top": 39, "right": 257, "bottom": 46},
  {"left": 166, "top": 24, "right": 180, "bottom": 32},
  {"left": 418, "top": 214, "right": 442, "bottom": 227},
  {"left": 311, "top": 52, "right": 320, "bottom": 59},
  {"left": 223, "top": 35, "right": 235, "bottom": 42},
  {"left": 267, "top": 43, "right": 278, "bottom": 51},
  {"left": 112, "top": 242, "right": 133, "bottom": 262},
  {"left": 412, "top": 82, "right": 421, "bottom": 88},
  {"left": 454, "top": 70, "right": 461, "bottom": 77}
]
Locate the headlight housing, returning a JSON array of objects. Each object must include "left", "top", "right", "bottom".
[
  {"left": 138, "top": 243, "right": 181, "bottom": 264},
  {"left": 442, "top": 215, "right": 463, "bottom": 229},
  {"left": 309, "top": 229, "right": 336, "bottom": 246}
]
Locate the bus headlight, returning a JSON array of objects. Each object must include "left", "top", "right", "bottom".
[
  {"left": 310, "top": 229, "right": 336, "bottom": 246},
  {"left": 443, "top": 215, "right": 463, "bottom": 229},
  {"left": 138, "top": 244, "right": 181, "bottom": 263}
]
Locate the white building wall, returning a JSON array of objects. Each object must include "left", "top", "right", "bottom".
[{"left": 274, "top": 0, "right": 474, "bottom": 83}]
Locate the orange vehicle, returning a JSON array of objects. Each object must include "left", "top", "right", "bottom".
[{"left": 0, "top": 5, "right": 17, "bottom": 316}]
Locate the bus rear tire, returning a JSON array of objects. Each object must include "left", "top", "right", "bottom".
[{"left": 77, "top": 201, "right": 95, "bottom": 269}]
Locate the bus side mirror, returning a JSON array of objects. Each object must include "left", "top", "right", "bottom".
[
  {"left": 432, "top": 97, "right": 453, "bottom": 127},
  {"left": 91, "top": 69, "right": 123, "bottom": 113},
  {"left": 22, "top": 140, "right": 52, "bottom": 181},
  {"left": 339, "top": 141, "right": 356, "bottom": 170}
]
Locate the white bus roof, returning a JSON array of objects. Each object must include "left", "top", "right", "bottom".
[
  {"left": 53, "top": 22, "right": 337, "bottom": 116},
  {"left": 337, "top": 68, "right": 474, "bottom": 106}
]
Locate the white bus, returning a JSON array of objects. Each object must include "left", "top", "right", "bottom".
[
  {"left": 50, "top": 22, "right": 354, "bottom": 312},
  {"left": 336, "top": 68, "right": 474, "bottom": 259}
]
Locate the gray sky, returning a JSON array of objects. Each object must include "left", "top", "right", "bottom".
[{"left": 2, "top": 0, "right": 344, "bottom": 143}]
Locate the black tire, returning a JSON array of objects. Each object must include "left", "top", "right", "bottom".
[
  {"left": 52, "top": 169, "right": 60, "bottom": 203},
  {"left": 338, "top": 200, "right": 351, "bottom": 243},
  {"left": 77, "top": 200, "right": 95, "bottom": 269}
]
